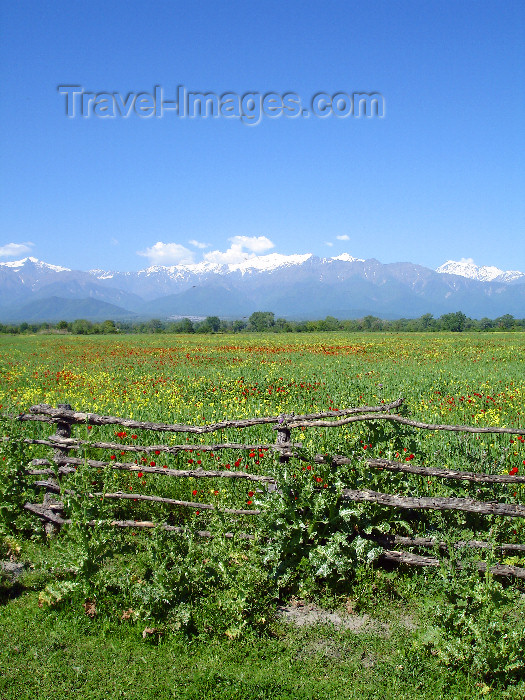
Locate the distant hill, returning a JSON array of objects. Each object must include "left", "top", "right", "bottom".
[{"left": 0, "top": 296, "right": 137, "bottom": 323}]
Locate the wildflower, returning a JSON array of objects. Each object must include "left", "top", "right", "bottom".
[
  {"left": 248, "top": 491, "right": 254, "bottom": 497},
  {"left": 131, "top": 435, "right": 137, "bottom": 440},
  {"left": 247, "top": 500, "right": 253, "bottom": 505},
  {"left": 154, "top": 450, "right": 160, "bottom": 455},
  {"left": 150, "top": 461, "right": 156, "bottom": 467},
  {"left": 137, "top": 472, "right": 143, "bottom": 478},
  {"left": 110, "top": 455, "right": 116, "bottom": 460},
  {"left": 192, "top": 489, "right": 198, "bottom": 496},
  {"left": 509, "top": 467, "right": 519, "bottom": 475}
]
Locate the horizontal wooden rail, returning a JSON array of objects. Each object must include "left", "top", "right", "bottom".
[
  {"left": 23, "top": 436, "right": 297, "bottom": 454},
  {"left": 379, "top": 549, "right": 525, "bottom": 580},
  {"left": 362, "top": 532, "right": 525, "bottom": 554},
  {"left": 31, "top": 480, "right": 261, "bottom": 515},
  {"left": 290, "top": 413, "right": 525, "bottom": 435},
  {"left": 23, "top": 503, "right": 255, "bottom": 539},
  {"left": 30, "top": 457, "right": 277, "bottom": 484},
  {"left": 342, "top": 488, "right": 525, "bottom": 518},
  {"left": 347, "top": 456, "right": 525, "bottom": 485},
  {"left": 17, "top": 399, "right": 404, "bottom": 433}
]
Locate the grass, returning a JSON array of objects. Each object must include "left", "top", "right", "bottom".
[{"left": 0, "top": 585, "right": 492, "bottom": 700}]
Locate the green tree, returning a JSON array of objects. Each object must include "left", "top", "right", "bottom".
[
  {"left": 249, "top": 311, "right": 275, "bottom": 332},
  {"left": 71, "top": 319, "right": 92, "bottom": 335},
  {"left": 148, "top": 319, "right": 163, "bottom": 333},
  {"left": 495, "top": 314, "right": 515, "bottom": 330},
  {"left": 440, "top": 311, "right": 467, "bottom": 332},
  {"left": 204, "top": 316, "right": 221, "bottom": 332},
  {"left": 178, "top": 318, "right": 194, "bottom": 333}
]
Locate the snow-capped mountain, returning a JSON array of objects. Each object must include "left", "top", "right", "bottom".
[
  {"left": 437, "top": 259, "right": 525, "bottom": 284},
  {"left": 0, "top": 256, "right": 71, "bottom": 273},
  {"left": 0, "top": 254, "right": 524, "bottom": 321}
]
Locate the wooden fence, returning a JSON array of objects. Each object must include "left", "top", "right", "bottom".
[{"left": 15, "top": 398, "right": 525, "bottom": 580}]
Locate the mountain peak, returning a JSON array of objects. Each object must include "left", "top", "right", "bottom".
[
  {"left": 0, "top": 256, "right": 71, "bottom": 273},
  {"left": 437, "top": 259, "right": 524, "bottom": 283},
  {"left": 330, "top": 253, "right": 365, "bottom": 263}
]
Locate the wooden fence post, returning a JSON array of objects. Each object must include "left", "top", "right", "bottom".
[
  {"left": 42, "top": 403, "right": 72, "bottom": 537},
  {"left": 270, "top": 414, "right": 293, "bottom": 493}
]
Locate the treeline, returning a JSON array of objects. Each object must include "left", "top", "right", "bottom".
[{"left": 0, "top": 311, "right": 524, "bottom": 335}]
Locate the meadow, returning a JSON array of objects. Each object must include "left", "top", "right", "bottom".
[{"left": 1, "top": 331, "right": 525, "bottom": 698}]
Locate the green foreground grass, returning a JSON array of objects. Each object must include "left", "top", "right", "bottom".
[{"left": 0, "top": 585, "right": 491, "bottom": 700}]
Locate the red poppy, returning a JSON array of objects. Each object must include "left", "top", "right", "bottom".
[{"left": 137, "top": 472, "right": 143, "bottom": 478}]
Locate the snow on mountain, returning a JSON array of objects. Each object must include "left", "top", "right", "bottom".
[
  {"left": 102, "top": 253, "right": 316, "bottom": 280},
  {"left": 437, "top": 259, "right": 525, "bottom": 283},
  {"left": 330, "top": 254, "right": 365, "bottom": 263},
  {"left": 0, "top": 257, "right": 71, "bottom": 273},
  {"left": 89, "top": 269, "right": 115, "bottom": 280},
  {"left": 229, "top": 253, "right": 313, "bottom": 273}
]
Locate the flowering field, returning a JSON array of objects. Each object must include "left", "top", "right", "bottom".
[
  {"left": 1, "top": 331, "right": 524, "bottom": 425},
  {"left": 2, "top": 331, "right": 524, "bottom": 536}
]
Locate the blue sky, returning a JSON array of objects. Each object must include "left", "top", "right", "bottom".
[{"left": 1, "top": 0, "right": 524, "bottom": 272}]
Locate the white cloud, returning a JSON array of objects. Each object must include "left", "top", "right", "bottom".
[
  {"left": 204, "top": 235, "right": 274, "bottom": 265},
  {"left": 458, "top": 257, "right": 475, "bottom": 264},
  {"left": 0, "top": 241, "right": 34, "bottom": 258},
  {"left": 188, "top": 239, "right": 209, "bottom": 249},
  {"left": 325, "top": 241, "right": 333, "bottom": 247},
  {"left": 336, "top": 234, "right": 350, "bottom": 241},
  {"left": 229, "top": 235, "right": 274, "bottom": 253},
  {"left": 137, "top": 241, "right": 195, "bottom": 266}
]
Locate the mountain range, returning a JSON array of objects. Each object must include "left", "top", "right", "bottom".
[{"left": 0, "top": 254, "right": 524, "bottom": 322}]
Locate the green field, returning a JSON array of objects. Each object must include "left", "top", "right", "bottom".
[{"left": 1, "top": 332, "right": 525, "bottom": 697}]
